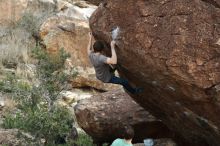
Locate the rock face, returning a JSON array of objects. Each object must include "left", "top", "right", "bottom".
[
  {"left": 0, "top": 0, "right": 56, "bottom": 64},
  {"left": 74, "top": 90, "right": 173, "bottom": 144},
  {"left": 39, "top": 0, "right": 97, "bottom": 67},
  {"left": 70, "top": 70, "right": 120, "bottom": 91},
  {"left": 40, "top": 16, "right": 91, "bottom": 66},
  {"left": 0, "top": 0, "right": 28, "bottom": 26},
  {"left": 0, "top": 0, "right": 116, "bottom": 91},
  {"left": 90, "top": 0, "right": 220, "bottom": 145}
]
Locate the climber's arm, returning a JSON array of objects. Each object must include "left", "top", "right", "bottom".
[
  {"left": 106, "top": 41, "right": 117, "bottom": 65},
  {"left": 87, "top": 32, "right": 93, "bottom": 55}
]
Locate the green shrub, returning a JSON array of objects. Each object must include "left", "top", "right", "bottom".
[
  {"left": 32, "top": 47, "right": 71, "bottom": 102},
  {"left": 2, "top": 47, "right": 75, "bottom": 145},
  {"left": 69, "top": 133, "right": 109, "bottom": 146},
  {"left": 0, "top": 73, "right": 22, "bottom": 93},
  {"left": 74, "top": 133, "right": 95, "bottom": 146},
  {"left": 3, "top": 105, "right": 73, "bottom": 145},
  {"left": 15, "top": 13, "right": 38, "bottom": 35}
]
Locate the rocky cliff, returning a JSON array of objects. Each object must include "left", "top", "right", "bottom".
[
  {"left": 0, "top": 0, "right": 119, "bottom": 91},
  {"left": 90, "top": 0, "right": 220, "bottom": 145}
]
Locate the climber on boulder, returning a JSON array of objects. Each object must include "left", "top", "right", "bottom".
[{"left": 87, "top": 32, "right": 142, "bottom": 94}]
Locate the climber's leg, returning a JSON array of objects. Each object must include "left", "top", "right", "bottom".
[{"left": 108, "top": 76, "right": 137, "bottom": 94}]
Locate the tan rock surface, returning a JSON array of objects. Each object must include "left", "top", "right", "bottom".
[
  {"left": 40, "top": 15, "right": 90, "bottom": 66},
  {"left": 0, "top": 0, "right": 28, "bottom": 26},
  {"left": 0, "top": 0, "right": 57, "bottom": 64}
]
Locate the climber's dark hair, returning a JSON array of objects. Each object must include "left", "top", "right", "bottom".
[
  {"left": 93, "top": 40, "right": 104, "bottom": 52},
  {"left": 122, "top": 125, "right": 134, "bottom": 140}
]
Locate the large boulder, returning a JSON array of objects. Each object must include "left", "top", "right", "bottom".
[
  {"left": 74, "top": 89, "right": 173, "bottom": 144},
  {"left": 0, "top": 0, "right": 57, "bottom": 27},
  {"left": 69, "top": 67, "right": 120, "bottom": 91},
  {"left": 90, "top": 0, "right": 220, "bottom": 145},
  {"left": 40, "top": 16, "right": 90, "bottom": 64},
  {"left": 0, "top": 0, "right": 57, "bottom": 65}
]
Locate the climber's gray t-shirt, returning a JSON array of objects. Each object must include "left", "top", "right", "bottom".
[{"left": 89, "top": 52, "right": 112, "bottom": 83}]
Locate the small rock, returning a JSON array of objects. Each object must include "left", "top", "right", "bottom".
[
  {"left": 0, "top": 101, "right": 5, "bottom": 108},
  {"left": 61, "top": 91, "right": 77, "bottom": 104}
]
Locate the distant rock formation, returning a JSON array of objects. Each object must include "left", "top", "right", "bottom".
[
  {"left": 74, "top": 89, "right": 173, "bottom": 144},
  {"left": 0, "top": 0, "right": 117, "bottom": 91},
  {"left": 39, "top": 9, "right": 119, "bottom": 91},
  {"left": 90, "top": 0, "right": 220, "bottom": 145}
]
